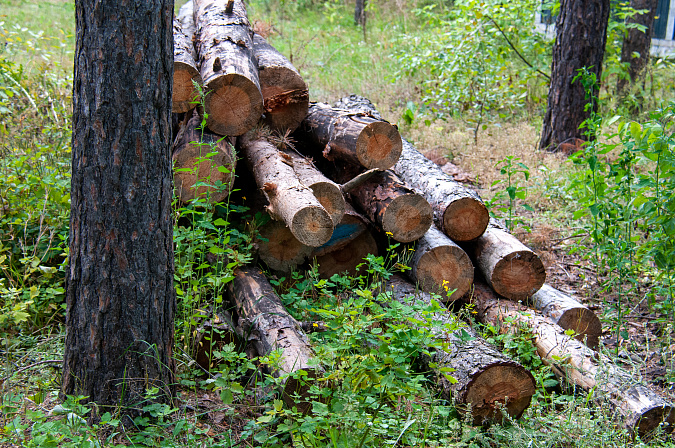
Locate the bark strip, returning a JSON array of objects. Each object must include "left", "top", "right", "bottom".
[
  {"left": 471, "top": 282, "right": 675, "bottom": 437},
  {"left": 382, "top": 276, "right": 535, "bottom": 424}
]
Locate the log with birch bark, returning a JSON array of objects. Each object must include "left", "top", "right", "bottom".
[
  {"left": 409, "top": 225, "right": 474, "bottom": 301},
  {"left": 333, "top": 95, "right": 490, "bottom": 242},
  {"left": 530, "top": 284, "right": 602, "bottom": 349},
  {"left": 172, "top": 110, "right": 236, "bottom": 204},
  {"left": 382, "top": 275, "right": 535, "bottom": 424},
  {"left": 253, "top": 33, "right": 310, "bottom": 133},
  {"left": 240, "top": 132, "right": 334, "bottom": 247},
  {"left": 228, "top": 266, "right": 322, "bottom": 413},
  {"left": 470, "top": 281, "right": 675, "bottom": 437},
  {"left": 173, "top": 16, "right": 202, "bottom": 113},
  {"left": 193, "top": 0, "right": 263, "bottom": 136},
  {"left": 297, "top": 102, "right": 403, "bottom": 170},
  {"left": 462, "top": 219, "right": 546, "bottom": 301}
]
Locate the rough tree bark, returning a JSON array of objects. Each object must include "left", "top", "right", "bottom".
[
  {"left": 62, "top": 0, "right": 175, "bottom": 419},
  {"left": 354, "top": 0, "right": 367, "bottom": 26},
  {"left": 617, "top": 0, "right": 659, "bottom": 96},
  {"left": 540, "top": 0, "right": 610, "bottom": 152}
]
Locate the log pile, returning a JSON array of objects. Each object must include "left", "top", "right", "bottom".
[{"left": 171, "top": 2, "right": 674, "bottom": 432}]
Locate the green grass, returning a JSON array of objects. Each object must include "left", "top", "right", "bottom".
[{"left": 1, "top": 0, "right": 675, "bottom": 446}]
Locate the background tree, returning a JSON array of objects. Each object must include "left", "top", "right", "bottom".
[
  {"left": 616, "top": 0, "right": 659, "bottom": 98},
  {"left": 539, "top": 0, "right": 610, "bottom": 152},
  {"left": 61, "top": 0, "right": 176, "bottom": 421}
]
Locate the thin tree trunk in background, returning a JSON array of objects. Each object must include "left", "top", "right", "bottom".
[
  {"left": 540, "top": 0, "right": 610, "bottom": 152},
  {"left": 617, "top": 0, "right": 658, "bottom": 97},
  {"left": 355, "top": 0, "right": 367, "bottom": 27},
  {"left": 62, "top": 0, "right": 175, "bottom": 421}
]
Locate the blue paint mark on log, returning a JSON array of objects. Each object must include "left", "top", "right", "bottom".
[{"left": 317, "top": 223, "right": 361, "bottom": 251}]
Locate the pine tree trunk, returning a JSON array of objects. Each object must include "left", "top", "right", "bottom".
[
  {"left": 471, "top": 282, "right": 675, "bottom": 437},
  {"left": 383, "top": 276, "right": 536, "bottom": 424},
  {"left": 354, "top": 0, "right": 367, "bottom": 26},
  {"left": 540, "top": 0, "right": 610, "bottom": 151},
  {"left": 193, "top": 0, "right": 263, "bottom": 136},
  {"left": 240, "top": 133, "right": 334, "bottom": 247},
  {"left": 462, "top": 219, "right": 546, "bottom": 301},
  {"left": 617, "top": 0, "right": 658, "bottom": 97},
  {"left": 409, "top": 225, "right": 474, "bottom": 301},
  {"left": 253, "top": 33, "right": 310, "bottom": 133},
  {"left": 228, "top": 267, "right": 322, "bottom": 413},
  {"left": 297, "top": 103, "right": 403, "bottom": 170},
  {"left": 173, "top": 17, "right": 202, "bottom": 113},
  {"left": 332, "top": 95, "right": 489, "bottom": 242},
  {"left": 63, "top": 0, "right": 175, "bottom": 419},
  {"left": 530, "top": 284, "right": 602, "bottom": 349},
  {"left": 172, "top": 110, "right": 236, "bottom": 204}
]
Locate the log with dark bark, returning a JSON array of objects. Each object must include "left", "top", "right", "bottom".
[
  {"left": 253, "top": 34, "right": 310, "bottom": 133},
  {"left": 173, "top": 17, "right": 202, "bottom": 113},
  {"left": 462, "top": 219, "right": 545, "bottom": 301},
  {"left": 471, "top": 281, "right": 675, "bottom": 437},
  {"left": 191, "top": 308, "right": 238, "bottom": 371},
  {"left": 193, "top": 0, "right": 263, "bottom": 136},
  {"left": 332, "top": 95, "right": 489, "bottom": 242},
  {"left": 240, "top": 133, "right": 334, "bottom": 247},
  {"left": 297, "top": 103, "right": 403, "bottom": 170},
  {"left": 530, "top": 284, "right": 602, "bottom": 349},
  {"left": 338, "top": 170, "right": 433, "bottom": 243},
  {"left": 228, "top": 266, "right": 322, "bottom": 413},
  {"left": 283, "top": 149, "right": 345, "bottom": 226},
  {"left": 382, "top": 276, "right": 536, "bottom": 424},
  {"left": 313, "top": 226, "right": 378, "bottom": 279},
  {"left": 172, "top": 111, "right": 236, "bottom": 204},
  {"left": 409, "top": 225, "right": 474, "bottom": 301},
  {"left": 256, "top": 218, "right": 312, "bottom": 273},
  {"left": 539, "top": 0, "right": 610, "bottom": 152}
]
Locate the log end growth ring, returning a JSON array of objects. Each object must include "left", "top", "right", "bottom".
[
  {"left": 558, "top": 308, "right": 602, "bottom": 349},
  {"left": 173, "top": 145, "right": 235, "bottom": 204},
  {"left": 204, "top": 73, "right": 263, "bottom": 136},
  {"left": 172, "top": 62, "right": 202, "bottom": 113},
  {"left": 383, "top": 194, "right": 433, "bottom": 243},
  {"left": 258, "top": 221, "right": 312, "bottom": 272},
  {"left": 491, "top": 251, "right": 546, "bottom": 301},
  {"left": 416, "top": 245, "right": 474, "bottom": 300},
  {"left": 260, "top": 76, "right": 310, "bottom": 133},
  {"left": 462, "top": 362, "right": 536, "bottom": 425},
  {"left": 356, "top": 121, "right": 403, "bottom": 170},
  {"left": 310, "top": 182, "right": 346, "bottom": 227},
  {"left": 291, "top": 206, "right": 334, "bottom": 247},
  {"left": 634, "top": 405, "right": 675, "bottom": 438},
  {"left": 442, "top": 197, "right": 490, "bottom": 242}
]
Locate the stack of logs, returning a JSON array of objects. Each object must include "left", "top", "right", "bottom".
[{"left": 172, "top": 0, "right": 674, "bottom": 435}]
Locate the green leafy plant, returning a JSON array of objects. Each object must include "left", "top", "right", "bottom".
[{"left": 487, "top": 156, "right": 533, "bottom": 232}]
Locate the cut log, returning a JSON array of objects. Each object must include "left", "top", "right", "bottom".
[
  {"left": 297, "top": 103, "right": 402, "bottom": 170},
  {"left": 343, "top": 170, "right": 433, "bottom": 243},
  {"left": 257, "top": 218, "right": 312, "bottom": 273},
  {"left": 470, "top": 281, "right": 675, "bottom": 437},
  {"left": 463, "top": 219, "right": 545, "bottom": 301},
  {"left": 173, "top": 17, "right": 202, "bottom": 113},
  {"left": 178, "top": 1, "right": 197, "bottom": 39},
  {"left": 193, "top": 0, "right": 263, "bottom": 136},
  {"left": 228, "top": 266, "right": 322, "bottom": 413},
  {"left": 311, "top": 203, "right": 368, "bottom": 257},
  {"left": 332, "top": 95, "right": 489, "bottom": 242},
  {"left": 240, "top": 133, "right": 334, "bottom": 247},
  {"left": 172, "top": 110, "right": 236, "bottom": 204},
  {"left": 313, "top": 227, "right": 378, "bottom": 279},
  {"left": 530, "top": 284, "right": 602, "bottom": 350},
  {"left": 382, "top": 275, "right": 535, "bottom": 424},
  {"left": 253, "top": 34, "right": 310, "bottom": 133},
  {"left": 409, "top": 225, "right": 474, "bottom": 301},
  {"left": 191, "top": 307, "right": 238, "bottom": 371},
  {"left": 283, "top": 149, "right": 345, "bottom": 226}
]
